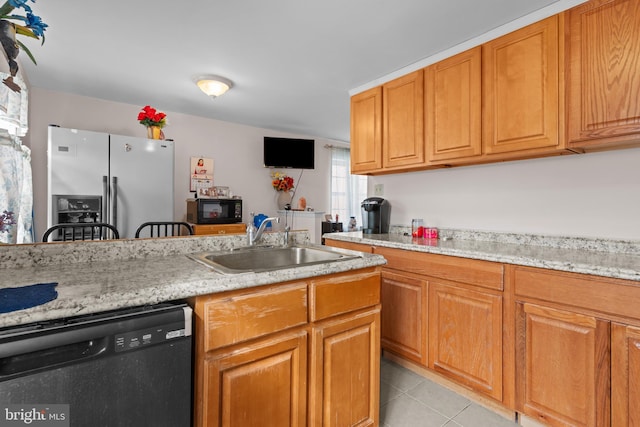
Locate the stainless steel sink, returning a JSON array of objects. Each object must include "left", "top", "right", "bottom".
[{"left": 188, "top": 245, "right": 360, "bottom": 274}]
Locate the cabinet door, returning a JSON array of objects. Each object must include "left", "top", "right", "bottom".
[
  {"left": 382, "top": 70, "right": 425, "bottom": 169},
  {"left": 350, "top": 87, "right": 383, "bottom": 173},
  {"left": 381, "top": 270, "right": 428, "bottom": 366},
  {"left": 426, "top": 46, "right": 482, "bottom": 163},
  {"left": 516, "top": 303, "right": 610, "bottom": 427},
  {"left": 428, "top": 281, "right": 503, "bottom": 401},
  {"left": 483, "top": 16, "right": 561, "bottom": 155},
  {"left": 567, "top": 0, "right": 640, "bottom": 149},
  {"left": 611, "top": 323, "right": 640, "bottom": 427},
  {"left": 309, "top": 308, "right": 380, "bottom": 427},
  {"left": 201, "top": 330, "right": 308, "bottom": 427}
]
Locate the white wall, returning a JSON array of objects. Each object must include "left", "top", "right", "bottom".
[
  {"left": 26, "top": 88, "right": 340, "bottom": 239},
  {"left": 23, "top": 88, "right": 640, "bottom": 242},
  {"left": 369, "top": 149, "right": 640, "bottom": 240}
]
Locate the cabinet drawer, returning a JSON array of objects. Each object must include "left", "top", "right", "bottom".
[
  {"left": 310, "top": 269, "right": 381, "bottom": 321},
  {"left": 192, "top": 223, "right": 246, "bottom": 235},
  {"left": 201, "top": 283, "right": 307, "bottom": 351},
  {"left": 374, "top": 247, "right": 503, "bottom": 290},
  {"left": 324, "top": 239, "right": 373, "bottom": 253},
  {"left": 514, "top": 266, "right": 640, "bottom": 321}
]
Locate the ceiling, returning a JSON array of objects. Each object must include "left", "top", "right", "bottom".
[{"left": 20, "top": 0, "right": 574, "bottom": 142}]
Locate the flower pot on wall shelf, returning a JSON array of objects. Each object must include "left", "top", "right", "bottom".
[
  {"left": 276, "top": 191, "right": 292, "bottom": 210},
  {"left": 147, "top": 126, "right": 162, "bottom": 140}
]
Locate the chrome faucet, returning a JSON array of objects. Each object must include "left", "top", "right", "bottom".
[
  {"left": 248, "top": 217, "right": 280, "bottom": 246},
  {"left": 283, "top": 225, "right": 290, "bottom": 247}
]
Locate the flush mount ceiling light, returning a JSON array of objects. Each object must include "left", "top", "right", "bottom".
[{"left": 196, "top": 75, "right": 233, "bottom": 98}]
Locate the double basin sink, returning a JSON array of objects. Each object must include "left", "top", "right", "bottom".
[{"left": 188, "top": 244, "right": 361, "bottom": 274}]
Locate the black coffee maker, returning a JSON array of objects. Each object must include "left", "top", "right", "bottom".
[{"left": 361, "top": 197, "right": 391, "bottom": 234}]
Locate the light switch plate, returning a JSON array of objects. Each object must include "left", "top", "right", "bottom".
[{"left": 374, "top": 184, "right": 384, "bottom": 196}]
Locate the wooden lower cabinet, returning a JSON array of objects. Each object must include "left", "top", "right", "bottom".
[
  {"left": 380, "top": 270, "right": 428, "bottom": 366},
  {"left": 516, "top": 303, "right": 611, "bottom": 427},
  {"left": 321, "top": 241, "right": 640, "bottom": 426},
  {"left": 192, "top": 223, "right": 247, "bottom": 235},
  {"left": 428, "top": 280, "right": 503, "bottom": 401},
  {"left": 333, "top": 243, "right": 507, "bottom": 403},
  {"left": 309, "top": 308, "right": 381, "bottom": 427},
  {"left": 611, "top": 323, "right": 640, "bottom": 427},
  {"left": 192, "top": 268, "right": 381, "bottom": 427},
  {"left": 324, "top": 239, "right": 373, "bottom": 254},
  {"left": 513, "top": 264, "right": 640, "bottom": 426},
  {"left": 372, "top": 245, "right": 506, "bottom": 401},
  {"left": 203, "top": 330, "right": 308, "bottom": 427}
]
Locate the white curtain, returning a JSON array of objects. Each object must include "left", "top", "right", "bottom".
[
  {"left": 0, "top": 74, "right": 33, "bottom": 244},
  {"left": 0, "top": 73, "right": 28, "bottom": 137},
  {"left": 329, "top": 146, "right": 367, "bottom": 228}
]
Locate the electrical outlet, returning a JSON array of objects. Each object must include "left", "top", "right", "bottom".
[{"left": 374, "top": 184, "right": 384, "bottom": 196}]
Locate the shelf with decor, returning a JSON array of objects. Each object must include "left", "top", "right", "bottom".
[{"left": 277, "top": 210, "right": 326, "bottom": 244}]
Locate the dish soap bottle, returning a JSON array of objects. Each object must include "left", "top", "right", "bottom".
[{"left": 247, "top": 212, "right": 257, "bottom": 244}]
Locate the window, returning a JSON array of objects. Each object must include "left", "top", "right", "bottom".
[{"left": 329, "top": 147, "right": 367, "bottom": 229}]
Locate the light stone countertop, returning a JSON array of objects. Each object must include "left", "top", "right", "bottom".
[
  {"left": 0, "top": 231, "right": 386, "bottom": 328},
  {"left": 4, "top": 227, "right": 640, "bottom": 329},
  {"left": 324, "top": 228, "right": 640, "bottom": 283}
]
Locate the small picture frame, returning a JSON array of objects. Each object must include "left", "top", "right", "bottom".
[
  {"left": 324, "top": 214, "right": 333, "bottom": 222},
  {"left": 190, "top": 157, "right": 214, "bottom": 192}
]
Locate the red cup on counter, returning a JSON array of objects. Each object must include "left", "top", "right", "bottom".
[
  {"left": 411, "top": 219, "right": 424, "bottom": 238},
  {"left": 425, "top": 227, "right": 438, "bottom": 239}
]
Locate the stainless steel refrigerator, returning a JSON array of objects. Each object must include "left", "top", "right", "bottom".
[{"left": 47, "top": 126, "right": 175, "bottom": 240}]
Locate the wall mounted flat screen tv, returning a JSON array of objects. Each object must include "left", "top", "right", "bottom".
[{"left": 263, "top": 137, "right": 315, "bottom": 169}]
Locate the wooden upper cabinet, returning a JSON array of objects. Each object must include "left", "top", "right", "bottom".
[
  {"left": 191, "top": 223, "right": 246, "bottom": 235},
  {"left": 350, "top": 86, "right": 383, "bottom": 173},
  {"left": 566, "top": 0, "right": 640, "bottom": 149},
  {"left": 483, "top": 15, "right": 563, "bottom": 155},
  {"left": 382, "top": 70, "right": 425, "bottom": 169},
  {"left": 426, "top": 46, "right": 482, "bottom": 163}
]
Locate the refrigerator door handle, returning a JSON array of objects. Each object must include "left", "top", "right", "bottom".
[
  {"left": 111, "top": 176, "right": 118, "bottom": 231},
  {"left": 102, "top": 175, "right": 109, "bottom": 224}
]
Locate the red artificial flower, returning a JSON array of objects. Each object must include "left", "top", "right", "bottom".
[
  {"left": 138, "top": 105, "right": 167, "bottom": 128},
  {"left": 271, "top": 173, "right": 294, "bottom": 192}
]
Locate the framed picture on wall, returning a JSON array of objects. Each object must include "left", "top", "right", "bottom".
[{"left": 190, "top": 157, "right": 214, "bottom": 192}]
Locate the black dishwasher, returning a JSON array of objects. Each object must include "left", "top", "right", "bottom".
[{"left": 0, "top": 303, "right": 193, "bottom": 427}]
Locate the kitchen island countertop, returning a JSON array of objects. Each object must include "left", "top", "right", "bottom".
[
  {"left": 324, "top": 230, "right": 640, "bottom": 282},
  {"left": 0, "top": 232, "right": 385, "bottom": 328}
]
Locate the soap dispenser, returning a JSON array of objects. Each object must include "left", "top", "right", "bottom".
[{"left": 247, "top": 212, "right": 257, "bottom": 244}]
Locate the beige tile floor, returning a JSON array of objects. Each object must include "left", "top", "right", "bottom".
[{"left": 380, "top": 357, "right": 520, "bottom": 427}]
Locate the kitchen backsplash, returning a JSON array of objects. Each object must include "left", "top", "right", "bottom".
[{"left": 389, "top": 225, "right": 640, "bottom": 255}]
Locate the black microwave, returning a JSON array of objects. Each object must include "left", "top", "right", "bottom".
[{"left": 186, "top": 198, "right": 243, "bottom": 224}]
